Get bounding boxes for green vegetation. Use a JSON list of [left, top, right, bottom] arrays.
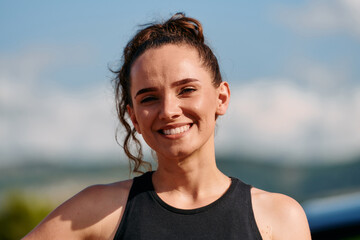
[[344, 237, 360, 240], [0, 158, 360, 239], [0, 192, 53, 240]]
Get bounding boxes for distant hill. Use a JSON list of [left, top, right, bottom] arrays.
[[217, 155, 360, 202], [1, 156, 360, 205]]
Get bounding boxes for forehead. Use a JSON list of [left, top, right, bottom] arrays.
[[130, 44, 209, 88]]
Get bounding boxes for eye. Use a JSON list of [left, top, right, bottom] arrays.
[[179, 87, 197, 95], [140, 95, 158, 104]]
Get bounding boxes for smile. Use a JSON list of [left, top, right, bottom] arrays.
[[161, 124, 191, 135]]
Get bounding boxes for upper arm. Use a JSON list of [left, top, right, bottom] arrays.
[[23, 180, 132, 240], [252, 189, 311, 240], [271, 194, 311, 240], [23, 186, 100, 240]]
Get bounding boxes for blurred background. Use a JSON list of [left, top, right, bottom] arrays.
[[1, 0, 360, 239]]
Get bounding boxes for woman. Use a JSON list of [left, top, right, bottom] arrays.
[[24, 13, 311, 239]]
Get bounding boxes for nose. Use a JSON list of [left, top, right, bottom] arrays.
[[159, 95, 182, 120]]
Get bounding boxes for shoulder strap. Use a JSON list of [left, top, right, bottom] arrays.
[[127, 171, 154, 200]]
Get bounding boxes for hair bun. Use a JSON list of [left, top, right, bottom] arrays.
[[164, 12, 204, 43]]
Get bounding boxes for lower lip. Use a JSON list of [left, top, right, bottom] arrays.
[[160, 125, 192, 139]]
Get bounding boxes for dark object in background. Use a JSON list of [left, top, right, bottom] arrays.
[[304, 192, 360, 240]]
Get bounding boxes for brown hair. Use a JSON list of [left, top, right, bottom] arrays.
[[113, 12, 222, 173]]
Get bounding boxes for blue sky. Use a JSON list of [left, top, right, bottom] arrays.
[[1, 0, 360, 165]]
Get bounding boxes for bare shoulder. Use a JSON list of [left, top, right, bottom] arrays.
[[23, 179, 133, 240], [251, 188, 311, 240]]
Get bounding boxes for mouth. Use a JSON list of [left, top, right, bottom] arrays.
[[159, 124, 192, 136]]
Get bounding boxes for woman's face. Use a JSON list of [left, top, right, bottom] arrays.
[[128, 44, 229, 161]]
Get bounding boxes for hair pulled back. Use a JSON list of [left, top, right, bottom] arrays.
[[113, 13, 222, 173]]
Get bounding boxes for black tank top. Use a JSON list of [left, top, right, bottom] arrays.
[[114, 171, 262, 240]]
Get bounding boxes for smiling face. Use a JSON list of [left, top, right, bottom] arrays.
[[127, 44, 230, 162]]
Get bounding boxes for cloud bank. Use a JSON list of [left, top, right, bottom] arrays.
[[0, 46, 124, 165], [277, 0, 360, 38], [216, 79, 360, 163], [2, 44, 360, 166]]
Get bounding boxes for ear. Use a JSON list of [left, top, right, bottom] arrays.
[[216, 81, 230, 116], [127, 105, 141, 134]]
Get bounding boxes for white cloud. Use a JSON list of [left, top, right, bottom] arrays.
[[2, 45, 360, 166], [276, 0, 360, 38], [0, 46, 125, 165], [216, 79, 360, 164]]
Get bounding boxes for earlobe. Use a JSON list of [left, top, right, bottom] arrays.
[[216, 82, 230, 116], [127, 105, 141, 134]]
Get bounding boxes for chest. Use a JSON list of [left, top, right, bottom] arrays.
[[114, 185, 262, 239]]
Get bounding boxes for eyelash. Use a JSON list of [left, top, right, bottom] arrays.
[[140, 96, 157, 103], [179, 87, 197, 95], [139, 87, 197, 104]]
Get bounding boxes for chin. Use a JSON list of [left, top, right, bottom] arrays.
[[156, 148, 194, 162]]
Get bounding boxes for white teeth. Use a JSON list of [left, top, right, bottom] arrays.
[[163, 125, 190, 135]]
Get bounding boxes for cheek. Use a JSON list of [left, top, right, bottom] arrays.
[[137, 110, 148, 121], [135, 108, 154, 130], [188, 94, 218, 118]]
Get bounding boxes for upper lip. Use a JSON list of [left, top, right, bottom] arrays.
[[157, 123, 192, 131]]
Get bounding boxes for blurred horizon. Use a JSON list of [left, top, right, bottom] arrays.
[[1, 0, 360, 167]]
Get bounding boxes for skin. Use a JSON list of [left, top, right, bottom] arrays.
[[23, 44, 311, 240]]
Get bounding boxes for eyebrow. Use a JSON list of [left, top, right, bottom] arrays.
[[171, 78, 199, 87], [134, 78, 199, 98], [135, 87, 158, 98]]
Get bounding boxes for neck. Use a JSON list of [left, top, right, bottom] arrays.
[[154, 136, 218, 187], [154, 154, 222, 188], [152, 140, 230, 207]]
